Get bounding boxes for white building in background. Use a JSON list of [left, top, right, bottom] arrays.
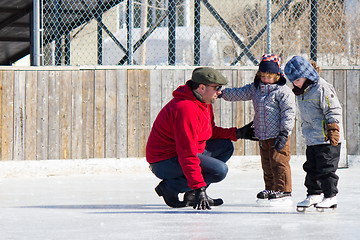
[[103, 26, 241, 66]]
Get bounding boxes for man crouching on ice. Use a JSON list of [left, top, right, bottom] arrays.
[[146, 67, 255, 210]]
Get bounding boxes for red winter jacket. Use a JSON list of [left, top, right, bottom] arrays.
[[146, 81, 237, 189]]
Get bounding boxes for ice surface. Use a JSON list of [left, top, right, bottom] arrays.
[[0, 156, 359, 240]]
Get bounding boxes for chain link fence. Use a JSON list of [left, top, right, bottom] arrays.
[[41, 0, 360, 67]]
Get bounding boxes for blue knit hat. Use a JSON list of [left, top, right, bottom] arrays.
[[284, 56, 319, 83], [258, 54, 284, 76]]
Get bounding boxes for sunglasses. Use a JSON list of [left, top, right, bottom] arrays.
[[206, 85, 222, 91]]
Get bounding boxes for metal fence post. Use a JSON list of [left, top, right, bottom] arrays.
[[127, 0, 134, 65], [310, 0, 318, 62], [266, 0, 271, 54], [54, 0, 62, 65], [65, 33, 70, 65], [168, 0, 176, 65], [194, 0, 201, 66], [97, 0, 103, 65], [32, 0, 41, 66]]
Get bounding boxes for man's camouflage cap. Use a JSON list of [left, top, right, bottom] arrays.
[[191, 67, 228, 85]]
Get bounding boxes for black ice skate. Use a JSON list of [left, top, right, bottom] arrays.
[[268, 191, 291, 200], [256, 190, 274, 205], [268, 191, 292, 207], [256, 190, 274, 199]]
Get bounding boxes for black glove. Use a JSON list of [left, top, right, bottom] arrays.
[[274, 131, 288, 152], [217, 93, 223, 98], [193, 187, 211, 210], [236, 121, 258, 141]]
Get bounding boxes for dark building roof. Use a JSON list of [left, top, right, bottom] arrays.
[[0, 0, 124, 65], [0, 0, 33, 65]]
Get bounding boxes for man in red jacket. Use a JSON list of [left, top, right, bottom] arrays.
[[146, 67, 254, 210]]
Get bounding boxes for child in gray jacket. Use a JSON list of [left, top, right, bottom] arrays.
[[284, 56, 343, 211], [221, 54, 296, 201]]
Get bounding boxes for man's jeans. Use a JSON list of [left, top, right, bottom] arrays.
[[149, 139, 234, 193]]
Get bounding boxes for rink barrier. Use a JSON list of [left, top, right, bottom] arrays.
[[0, 66, 358, 167]]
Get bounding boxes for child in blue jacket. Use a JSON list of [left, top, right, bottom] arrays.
[[285, 56, 343, 210]]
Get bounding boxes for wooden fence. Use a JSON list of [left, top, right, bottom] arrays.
[[0, 66, 359, 161]]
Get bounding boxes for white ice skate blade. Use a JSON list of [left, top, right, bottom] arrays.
[[256, 198, 270, 207], [316, 204, 337, 212], [256, 197, 293, 207], [269, 197, 293, 207], [296, 206, 313, 213]]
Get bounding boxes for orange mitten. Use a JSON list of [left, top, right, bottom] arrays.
[[324, 123, 340, 146]]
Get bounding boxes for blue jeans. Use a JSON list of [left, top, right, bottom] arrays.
[[149, 139, 234, 193]]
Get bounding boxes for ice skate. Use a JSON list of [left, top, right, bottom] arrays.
[[268, 191, 292, 207], [316, 196, 337, 212], [296, 195, 323, 212], [256, 190, 273, 205]]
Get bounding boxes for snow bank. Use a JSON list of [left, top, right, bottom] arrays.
[[0, 155, 358, 178]]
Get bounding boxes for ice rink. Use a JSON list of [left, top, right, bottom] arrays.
[[1, 156, 360, 240]]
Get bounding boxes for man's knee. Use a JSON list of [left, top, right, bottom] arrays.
[[213, 164, 228, 182], [221, 139, 234, 160]]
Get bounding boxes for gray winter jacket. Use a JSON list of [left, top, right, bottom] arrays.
[[221, 81, 296, 140], [296, 77, 344, 146]]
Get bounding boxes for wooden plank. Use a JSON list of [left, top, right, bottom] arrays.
[[138, 70, 150, 157], [127, 70, 139, 157], [233, 69, 245, 155], [94, 70, 106, 158], [185, 69, 193, 83], [105, 70, 117, 158], [295, 112, 306, 155], [161, 69, 174, 108], [149, 69, 162, 128], [333, 70, 347, 138], [59, 71, 72, 159], [13, 71, 26, 160], [36, 71, 49, 160], [71, 71, 83, 160], [346, 70, 359, 155], [174, 69, 185, 86], [128, 70, 140, 157], [289, 120, 297, 155], [25, 71, 37, 160], [321, 69, 334, 85], [82, 70, 95, 159], [1, 70, 14, 160], [219, 69, 233, 128], [48, 71, 60, 160], [243, 70, 258, 155], [116, 69, 128, 158], [0, 71, 2, 159], [333, 70, 347, 167]]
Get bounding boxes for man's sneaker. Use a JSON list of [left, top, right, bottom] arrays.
[[268, 191, 291, 200], [256, 190, 274, 199]]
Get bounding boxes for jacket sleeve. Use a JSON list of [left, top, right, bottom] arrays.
[[173, 104, 207, 190], [319, 83, 342, 125], [278, 87, 296, 135], [208, 105, 238, 141], [221, 83, 254, 102]]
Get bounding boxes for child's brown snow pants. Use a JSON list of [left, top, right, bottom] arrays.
[[259, 138, 292, 192]]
